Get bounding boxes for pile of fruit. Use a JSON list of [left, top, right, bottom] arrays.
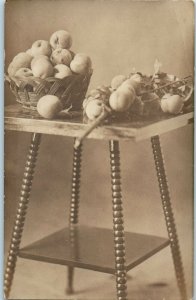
[[6, 30, 92, 119], [83, 72, 193, 122], [74, 61, 193, 148]]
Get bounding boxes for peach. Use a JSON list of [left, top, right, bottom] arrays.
[[54, 64, 72, 79], [120, 79, 136, 94], [85, 99, 103, 120], [161, 94, 184, 114], [50, 30, 72, 50], [31, 40, 52, 57], [50, 48, 72, 66], [26, 48, 33, 56], [37, 95, 63, 119], [31, 55, 50, 69], [70, 53, 92, 75], [111, 75, 127, 90], [109, 85, 135, 112], [32, 58, 54, 79], [8, 52, 32, 76], [15, 67, 33, 77]]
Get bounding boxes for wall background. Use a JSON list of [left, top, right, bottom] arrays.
[[4, 0, 194, 299]]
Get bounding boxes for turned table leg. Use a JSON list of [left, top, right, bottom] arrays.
[[66, 140, 82, 295], [4, 133, 41, 299], [109, 140, 128, 300], [151, 135, 187, 300]]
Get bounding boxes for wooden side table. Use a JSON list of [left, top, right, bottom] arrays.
[[4, 104, 193, 300]]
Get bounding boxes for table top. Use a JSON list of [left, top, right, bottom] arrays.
[[4, 104, 193, 142]]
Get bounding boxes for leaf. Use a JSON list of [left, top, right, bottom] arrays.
[[154, 59, 162, 74]]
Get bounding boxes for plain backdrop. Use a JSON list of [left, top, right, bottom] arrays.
[[4, 0, 194, 299]]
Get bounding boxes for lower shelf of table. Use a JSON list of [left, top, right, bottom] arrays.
[[18, 226, 170, 274]]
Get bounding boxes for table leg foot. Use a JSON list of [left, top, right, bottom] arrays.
[[66, 267, 74, 295], [66, 141, 83, 294], [4, 133, 41, 299], [109, 140, 128, 300], [151, 135, 187, 300]]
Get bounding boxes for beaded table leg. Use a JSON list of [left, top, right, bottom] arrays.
[[4, 133, 41, 299], [66, 141, 82, 295], [151, 135, 187, 300], [109, 140, 128, 300]]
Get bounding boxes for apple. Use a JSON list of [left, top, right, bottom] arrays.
[[85, 99, 103, 120], [88, 89, 101, 98], [31, 40, 52, 57], [32, 58, 54, 79], [54, 64, 72, 79], [31, 55, 50, 69], [37, 95, 63, 119], [12, 52, 32, 63], [111, 74, 127, 90], [161, 94, 184, 114], [129, 73, 142, 83], [109, 85, 136, 112], [128, 74, 142, 95], [26, 48, 33, 56], [160, 97, 168, 113], [70, 53, 92, 75], [120, 79, 136, 94], [82, 97, 94, 109], [8, 52, 33, 76], [50, 48, 72, 66], [50, 30, 72, 50], [15, 67, 33, 77]]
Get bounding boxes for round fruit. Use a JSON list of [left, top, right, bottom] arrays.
[[54, 64, 72, 79], [85, 99, 103, 120], [50, 30, 72, 50], [129, 73, 142, 83], [111, 75, 127, 90], [109, 85, 135, 112], [32, 59, 54, 79], [31, 55, 50, 69], [129, 73, 142, 94], [160, 98, 168, 113], [15, 67, 33, 77], [70, 53, 92, 75], [37, 95, 63, 119], [50, 48, 72, 66], [8, 52, 33, 77], [161, 94, 184, 114], [31, 40, 52, 57]]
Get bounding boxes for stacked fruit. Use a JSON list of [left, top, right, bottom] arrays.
[[84, 72, 193, 122], [74, 67, 193, 148], [6, 30, 92, 119]]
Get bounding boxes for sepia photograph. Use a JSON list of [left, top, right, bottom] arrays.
[[4, 0, 194, 299]]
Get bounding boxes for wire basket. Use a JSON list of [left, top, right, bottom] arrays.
[[5, 70, 93, 111]]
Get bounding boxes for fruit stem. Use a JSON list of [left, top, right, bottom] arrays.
[[140, 76, 193, 96], [74, 105, 112, 149]]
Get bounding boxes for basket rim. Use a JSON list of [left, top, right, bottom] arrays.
[[5, 68, 93, 84]]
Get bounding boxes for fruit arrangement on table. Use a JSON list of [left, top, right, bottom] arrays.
[[5, 30, 93, 118], [74, 60, 194, 148]]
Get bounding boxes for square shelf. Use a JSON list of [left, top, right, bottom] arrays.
[[19, 226, 170, 274]]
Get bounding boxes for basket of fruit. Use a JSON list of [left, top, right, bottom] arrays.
[[5, 30, 93, 118], [74, 60, 194, 148]]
